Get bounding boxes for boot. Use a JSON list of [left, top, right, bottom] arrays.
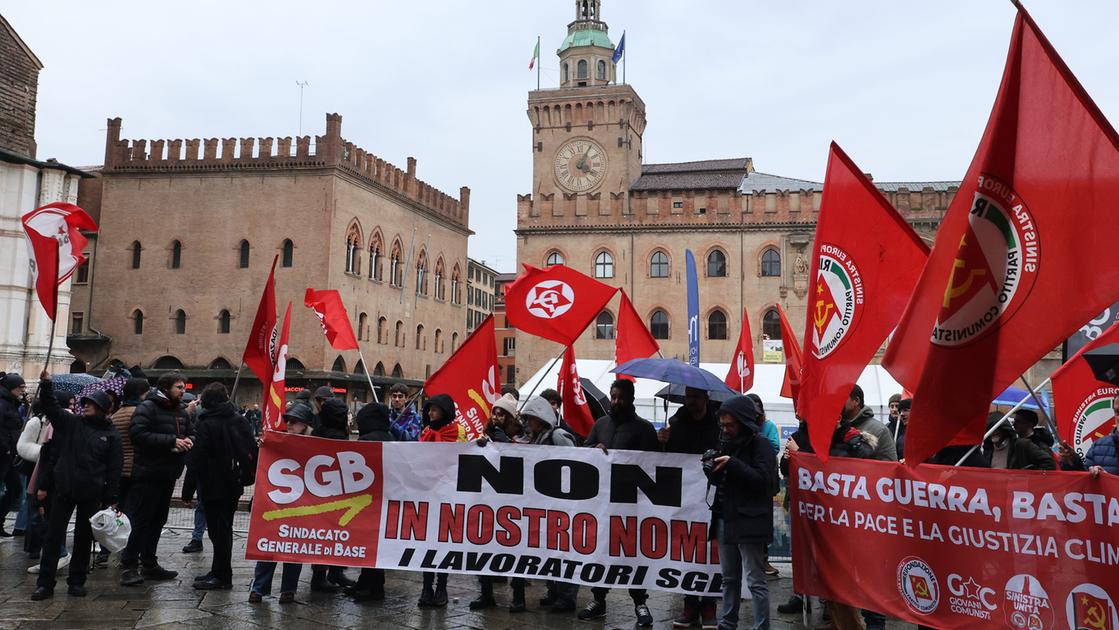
[[310, 568, 340, 593], [469, 576, 496, 610], [777, 595, 805, 614], [432, 574, 448, 607], [509, 580, 526, 613], [327, 566, 355, 588], [418, 573, 436, 608]]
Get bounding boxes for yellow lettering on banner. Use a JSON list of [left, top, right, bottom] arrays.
[[263, 494, 372, 526]]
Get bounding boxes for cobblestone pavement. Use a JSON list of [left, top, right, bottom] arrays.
[[0, 513, 910, 629]]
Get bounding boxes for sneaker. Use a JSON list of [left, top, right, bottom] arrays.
[[141, 565, 178, 580], [673, 603, 699, 627], [765, 562, 780, 578], [0, 527, 12, 537], [700, 602, 718, 630], [181, 539, 203, 554], [67, 585, 87, 597], [12, 528, 24, 537], [578, 600, 607, 620], [27, 554, 70, 574], [777, 595, 804, 615], [635, 603, 654, 627], [120, 569, 144, 586]]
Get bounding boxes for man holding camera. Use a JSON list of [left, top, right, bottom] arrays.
[[705, 394, 778, 630]]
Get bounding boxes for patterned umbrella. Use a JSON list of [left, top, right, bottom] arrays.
[[49, 373, 100, 398], [71, 376, 127, 413]]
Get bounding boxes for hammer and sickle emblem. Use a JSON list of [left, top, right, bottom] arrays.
[[942, 234, 987, 309], [914, 581, 929, 599], [1083, 600, 1107, 630], [813, 284, 834, 333]]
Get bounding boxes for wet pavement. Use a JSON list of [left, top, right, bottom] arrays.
[[0, 513, 910, 629]]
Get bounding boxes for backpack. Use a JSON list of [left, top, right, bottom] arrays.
[[220, 416, 257, 487]]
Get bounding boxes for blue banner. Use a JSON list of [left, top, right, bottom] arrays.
[[686, 249, 700, 366]]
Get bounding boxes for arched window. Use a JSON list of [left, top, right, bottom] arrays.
[[358, 312, 368, 341], [377, 317, 387, 344], [762, 309, 781, 340], [415, 251, 428, 296], [707, 249, 727, 277], [577, 59, 588, 79], [390, 241, 404, 287], [332, 356, 346, 372], [353, 360, 365, 375], [595, 311, 615, 339], [133, 309, 144, 335], [153, 356, 184, 370], [282, 239, 294, 267], [174, 309, 186, 334], [761, 248, 781, 277], [345, 223, 362, 275], [171, 240, 182, 269], [434, 329, 443, 353], [650, 309, 670, 339], [452, 331, 460, 351], [451, 265, 462, 304], [287, 358, 305, 371], [209, 357, 233, 370], [563, 63, 569, 84], [434, 258, 445, 300], [545, 251, 565, 267], [707, 309, 728, 340], [649, 250, 669, 278], [395, 320, 404, 347], [218, 309, 231, 334], [594, 251, 614, 278], [391, 364, 404, 378], [238, 240, 250, 268], [416, 324, 426, 350], [131, 241, 142, 269], [373, 362, 386, 377], [369, 233, 383, 281], [596, 59, 607, 80]]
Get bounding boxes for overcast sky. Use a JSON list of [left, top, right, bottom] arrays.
[[6, 1, 1119, 272]]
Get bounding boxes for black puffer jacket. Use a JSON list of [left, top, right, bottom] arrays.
[[130, 389, 193, 482], [313, 398, 350, 440], [356, 403, 394, 443], [39, 379, 122, 505], [187, 402, 257, 500], [585, 403, 659, 452], [707, 396, 778, 545], [663, 404, 719, 455], [0, 385, 23, 458]]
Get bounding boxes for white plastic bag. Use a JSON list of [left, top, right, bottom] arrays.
[[89, 508, 131, 553]]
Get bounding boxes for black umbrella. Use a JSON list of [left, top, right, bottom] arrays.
[[654, 383, 737, 404], [1084, 343, 1119, 386], [579, 377, 610, 420]]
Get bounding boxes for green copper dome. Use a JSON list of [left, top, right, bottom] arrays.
[[558, 29, 614, 53]]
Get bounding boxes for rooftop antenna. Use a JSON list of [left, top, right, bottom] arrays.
[[296, 80, 310, 136]]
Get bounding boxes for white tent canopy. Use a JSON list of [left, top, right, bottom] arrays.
[[519, 360, 904, 432]]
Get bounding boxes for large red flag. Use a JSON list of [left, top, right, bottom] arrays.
[[424, 315, 500, 440], [304, 288, 359, 350], [883, 7, 1119, 465], [725, 308, 755, 394], [504, 264, 618, 345], [20, 202, 97, 321], [799, 143, 930, 459], [778, 305, 803, 412], [1052, 322, 1119, 461], [558, 345, 596, 437], [242, 256, 279, 387], [263, 302, 292, 432], [614, 290, 659, 369]]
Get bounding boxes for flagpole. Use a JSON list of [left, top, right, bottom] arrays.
[[1018, 374, 1062, 446], [230, 362, 245, 400], [518, 347, 566, 412], [357, 348, 381, 403], [622, 31, 626, 85], [952, 377, 1051, 466], [400, 228, 417, 307], [536, 35, 541, 91]]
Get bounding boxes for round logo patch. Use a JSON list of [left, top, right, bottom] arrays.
[[1065, 583, 1119, 630], [897, 556, 940, 615], [932, 174, 1040, 347], [1003, 574, 1053, 630], [1071, 387, 1119, 458], [811, 244, 864, 359], [524, 280, 575, 319]]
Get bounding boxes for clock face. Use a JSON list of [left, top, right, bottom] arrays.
[[553, 138, 607, 193]]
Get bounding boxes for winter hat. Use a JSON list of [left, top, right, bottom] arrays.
[[492, 393, 519, 418], [1, 372, 25, 390], [284, 403, 314, 428], [356, 403, 391, 435], [314, 386, 334, 400], [79, 390, 112, 413], [423, 394, 457, 429], [519, 396, 557, 428], [295, 389, 312, 402]]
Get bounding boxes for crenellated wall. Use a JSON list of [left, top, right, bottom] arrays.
[[102, 113, 470, 229]]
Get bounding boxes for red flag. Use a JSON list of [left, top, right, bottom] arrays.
[[778, 305, 803, 411], [504, 264, 618, 345], [242, 256, 279, 388], [725, 308, 755, 394], [424, 315, 500, 440], [883, 7, 1119, 465], [304, 288, 359, 350], [263, 302, 292, 432], [1052, 322, 1119, 460], [558, 345, 596, 437], [799, 143, 930, 460], [20, 202, 97, 321], [614, 291, 659, 369]]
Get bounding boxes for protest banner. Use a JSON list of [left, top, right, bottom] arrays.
[[790, 452, 1119, 629], [247, 432, 721, 595]]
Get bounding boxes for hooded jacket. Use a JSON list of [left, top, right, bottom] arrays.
[[130, 388, 194, 482], [186, 402, 257, 500], [707, 395, 778, 545], [848, 405, 898, 461], [0, 382, 24, 457], [357, 403, 395, 443], [38, 379, 122, 505], [312, 398, 351, 441], [521, 396, 575, 447], [420, 394, 465, 442], [584, 401, 659, 452]]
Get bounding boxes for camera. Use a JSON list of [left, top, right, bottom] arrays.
[[701, 448, 720, 473]]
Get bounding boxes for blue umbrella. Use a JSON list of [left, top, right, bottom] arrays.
[[612, 358, 736, 396], [992, 386, 1050, 412], [49, 373, 101, 397], [655, 383, 737, 404]]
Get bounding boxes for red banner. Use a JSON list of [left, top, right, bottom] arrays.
[[615, 290, 659, 369], [558, 345, 595, 437], [791, 453, 1119, 629], [777, 305, 803, 410], [1053, 322, 1119, 460], [725, 307, 754, 394], [423, 315, 499, 440], [20, 202, 97, 320], [304, 288, 359, 350], [247, 431, 383, 567], [504, 264, 618, 346]]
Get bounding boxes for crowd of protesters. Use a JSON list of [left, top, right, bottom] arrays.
[[1, 366, 1117, 630]]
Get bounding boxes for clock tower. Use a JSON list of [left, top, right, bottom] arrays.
[[526, 0, 646, 212]]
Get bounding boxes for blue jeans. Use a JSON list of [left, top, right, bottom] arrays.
[[252, 561, 303, 595], [717, 527, 770, 629], [191, 502, 206, 541], [15, 474, 30, 531]]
